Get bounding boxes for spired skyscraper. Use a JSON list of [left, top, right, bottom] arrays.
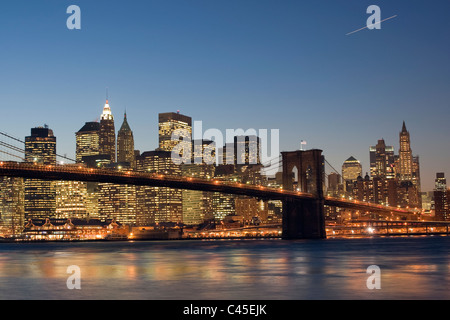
[[117, 111, 136, 168], [396, 121, 421, 208], [398, 121, 414, 182], [99, 99, 116, 162]]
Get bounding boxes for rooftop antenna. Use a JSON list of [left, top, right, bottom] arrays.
[[106, 87, 109, 102]]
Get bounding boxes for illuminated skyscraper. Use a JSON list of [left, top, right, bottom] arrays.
[[433, 173, 448, 221], [342, 156, 362, 194], [136, 150, 183, 225], [398, 121, 413, 181], [221, 136, 261, 165], [55, 165, 88, 220], [370, 139, 395, 179], [76, 121, 100, 163], [117, 112, 135, 168], [181, 163, 215, 225], [181, 139, 216, 225], [25, 126, 56, 165], [98, 163, 136, 225], [435, 172, 447, 192], [397, 122, 421, 208], [0, 176, 24, 236], [99, 99, 116, 162], [158, 112, 192, 152], [24, 126, 56, 220]]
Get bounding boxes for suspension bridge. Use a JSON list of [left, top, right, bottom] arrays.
[[0, 129, 419, 239]]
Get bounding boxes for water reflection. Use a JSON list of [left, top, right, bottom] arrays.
[[0, 237, 449, 299]]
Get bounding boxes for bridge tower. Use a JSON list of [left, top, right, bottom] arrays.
[[281, 149, 326, 239]]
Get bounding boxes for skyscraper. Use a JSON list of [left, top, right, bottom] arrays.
[[0, 176, 24, 236], [370, 139, 395, 179], [55, 164, 88, 220], [342, 156, 362, 194], [25, 126, 56, 165], [76, 121, 100, 163], [24, 126, 57, 220], [135, 150, 183, 225], [397, 122, 421, 208], [435, 172, 446, 191], [117, 112, 136, 168], [99, 99, 116, 162], [158, 112, 192, 153], [398, 121, 413, 182], [181, 139, 216, 225], [433, 173, 448, 221]]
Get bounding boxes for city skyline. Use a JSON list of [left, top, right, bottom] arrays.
[[9, 100, 439, 192], [1, 1, 450, 302], [1, 0, 450, 191]]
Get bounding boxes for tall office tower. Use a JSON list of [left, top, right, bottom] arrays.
[[327, 172, 342, 197], [98, 163, 136, 225], [221, 143, 235, 165], [435, 172, 446, 191], [135, 150, 183, 225], [221, 136, 261, 165], [99, 99, 116, 162], [0, 176, 24, 236], [25, 126, 56, 165], [55, 165, 88, 220], [412, 155, 421, 191], [342, 156, 362, 194], [117, 112, 136, 168], [158, 112, 192, 153], [370, 139, 395, 179], [211, 165, 239, 221], [181, 163, 215, 225], [354, 174, 374, 203], [76, 122, 100, 163], [433, 173, 448, 221], [24, 126, 57, 221], [398, 121, 413, 181], [397, 122, 421, 208], [181, 140, 216, 225], [233, 135, 261, 165]]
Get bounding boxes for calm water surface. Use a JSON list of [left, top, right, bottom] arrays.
[[0, 236, 449, 299]]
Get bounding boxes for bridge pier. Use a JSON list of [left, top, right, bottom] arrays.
[[281, 149, 326, 239], [282, 198, 326, 239]]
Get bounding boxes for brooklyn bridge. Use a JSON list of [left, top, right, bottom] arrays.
[[0, 148, 418, 239]]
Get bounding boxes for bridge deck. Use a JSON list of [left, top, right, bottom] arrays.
[[0, 161, 416, 216]]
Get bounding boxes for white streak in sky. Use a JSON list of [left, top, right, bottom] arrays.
[[346, 15, 398, 36]]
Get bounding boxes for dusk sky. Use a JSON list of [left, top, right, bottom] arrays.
[[1, 0, 450, 191]]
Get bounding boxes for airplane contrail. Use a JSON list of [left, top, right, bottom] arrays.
[[346, 15, 398, 36]]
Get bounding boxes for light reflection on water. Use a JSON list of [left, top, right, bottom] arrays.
[[0, 237, 449, 299]]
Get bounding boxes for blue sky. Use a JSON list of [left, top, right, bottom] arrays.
[[1, 0, 450, 190]]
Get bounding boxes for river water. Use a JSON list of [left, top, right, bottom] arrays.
[[0, 236, 449, 300]]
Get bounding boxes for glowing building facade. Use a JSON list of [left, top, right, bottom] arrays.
[[99, 99, 116, 162], [24, 126, 56, 221]]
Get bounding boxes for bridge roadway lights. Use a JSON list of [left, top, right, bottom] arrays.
[[282, 198, 326, 239]]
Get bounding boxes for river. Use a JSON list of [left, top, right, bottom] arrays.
[[0, 236, 448, 300]]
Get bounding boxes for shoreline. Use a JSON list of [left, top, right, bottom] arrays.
[[1, 232, 449, 243]]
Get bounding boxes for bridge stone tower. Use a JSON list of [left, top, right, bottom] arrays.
[[281, 149, 326, 239]]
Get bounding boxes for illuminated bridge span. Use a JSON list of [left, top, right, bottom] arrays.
[[0, 159, 417, 238], [0, 129, 419, 239]]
